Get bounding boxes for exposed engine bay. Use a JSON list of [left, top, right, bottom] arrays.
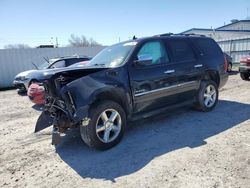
[[35, 67, 108, 144]]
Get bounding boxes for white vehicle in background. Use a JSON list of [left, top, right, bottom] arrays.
[[13, 55, 91, 93]]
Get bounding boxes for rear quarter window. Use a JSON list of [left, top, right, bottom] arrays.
[[193, 38, 222, 56]]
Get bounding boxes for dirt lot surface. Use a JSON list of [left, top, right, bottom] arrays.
[[0, 72, 250, 188]]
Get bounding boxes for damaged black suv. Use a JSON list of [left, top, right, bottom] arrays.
[[37, 34, 228, 150]]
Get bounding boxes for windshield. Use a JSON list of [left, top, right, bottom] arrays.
[[38, 61, 49, 69], [88, 41, 137, 67], [37, 59, 57, 69]]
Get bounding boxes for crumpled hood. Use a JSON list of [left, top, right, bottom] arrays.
[[15, 66, 108, 81], [39, 66, 108, 80]]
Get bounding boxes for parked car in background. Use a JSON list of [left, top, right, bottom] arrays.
[[34, 34, 228, 150], [239, 54, 250, 80], [13, 55, 91, 93], [223, 52, 233, 72], [27, 60, 90, 104]]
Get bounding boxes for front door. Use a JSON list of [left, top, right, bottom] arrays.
[[128, 40, 179, 113]]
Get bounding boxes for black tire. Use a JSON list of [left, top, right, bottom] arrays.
[[80, 100, 126, 150], [195, 80, 219, 112], [240, 72, 250, 80], [17, 88, 27, 95]]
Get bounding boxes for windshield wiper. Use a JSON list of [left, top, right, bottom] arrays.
[[31, 62, 38, 70]]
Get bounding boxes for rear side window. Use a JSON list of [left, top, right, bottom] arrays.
[[167, 40, 195, 62], [194, 38, 221, 56]]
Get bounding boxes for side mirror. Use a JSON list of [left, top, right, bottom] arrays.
[[134, 54, 153, 66]]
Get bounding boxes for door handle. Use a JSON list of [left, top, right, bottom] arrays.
[[164, 70, 175, 74], [194, 64, 203, 68]]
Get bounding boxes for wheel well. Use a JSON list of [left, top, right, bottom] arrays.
[[90, 91, 129, 116], [203, 71, 220, 86]]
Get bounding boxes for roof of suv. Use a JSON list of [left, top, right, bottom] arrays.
[[129, 33, 208, 43]]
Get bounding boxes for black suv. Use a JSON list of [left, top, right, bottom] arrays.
[[36, 34, 228, 150]]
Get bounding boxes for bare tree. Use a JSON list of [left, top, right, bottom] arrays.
[[68, 34, 101, 47], [89, 37, 101, 46], [4, 44, 31, 49]]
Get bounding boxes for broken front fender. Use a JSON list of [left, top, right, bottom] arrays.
[[60, 69, 131, 122]]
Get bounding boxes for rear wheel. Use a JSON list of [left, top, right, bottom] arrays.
[[240, 72, 250, 80], [80, 100, 126, 150], [195, 80, 218, 112]]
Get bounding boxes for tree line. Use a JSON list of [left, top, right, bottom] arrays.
[[3, 34, 102, 49]]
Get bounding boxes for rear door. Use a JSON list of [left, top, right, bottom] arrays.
[[164, 38, 204, 102]]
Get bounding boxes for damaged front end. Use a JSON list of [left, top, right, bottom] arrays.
[[35, 67, 107, 145]]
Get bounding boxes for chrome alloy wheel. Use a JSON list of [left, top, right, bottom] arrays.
[[203, 84, 217, 108], [96, 109, 122, 143]]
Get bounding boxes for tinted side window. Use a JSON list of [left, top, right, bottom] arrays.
[[194, 38, 221, 56], [137, 41, 169, 65], [167, 40, 195, 62]]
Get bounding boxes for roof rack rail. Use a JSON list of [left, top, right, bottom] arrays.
[[181, 33, 206, 37], [154, 33, 206, 37], [154, 33, 173, 37]]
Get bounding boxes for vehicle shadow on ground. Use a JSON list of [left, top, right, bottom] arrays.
[[228, 70, 238, 75], [55, 100, 250, 181]]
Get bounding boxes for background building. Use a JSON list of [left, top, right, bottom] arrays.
[[182, 20, 250, 63]]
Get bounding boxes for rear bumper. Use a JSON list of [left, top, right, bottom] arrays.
[[219, 72, 228, 89]]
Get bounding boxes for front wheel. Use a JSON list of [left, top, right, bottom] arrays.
[[195, 80, 219, 112], [80, 100, 126, 150]]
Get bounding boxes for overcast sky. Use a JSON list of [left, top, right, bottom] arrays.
[[0, 0, 250, 48]]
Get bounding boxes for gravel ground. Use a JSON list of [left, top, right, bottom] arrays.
[[0, 72, 249, 188]]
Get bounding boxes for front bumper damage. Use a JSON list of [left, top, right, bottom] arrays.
[[51, 116, 91, 145], [52, 126, 64, 145], [36, 68, 111, 145], [35, 94, 91, 145]]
